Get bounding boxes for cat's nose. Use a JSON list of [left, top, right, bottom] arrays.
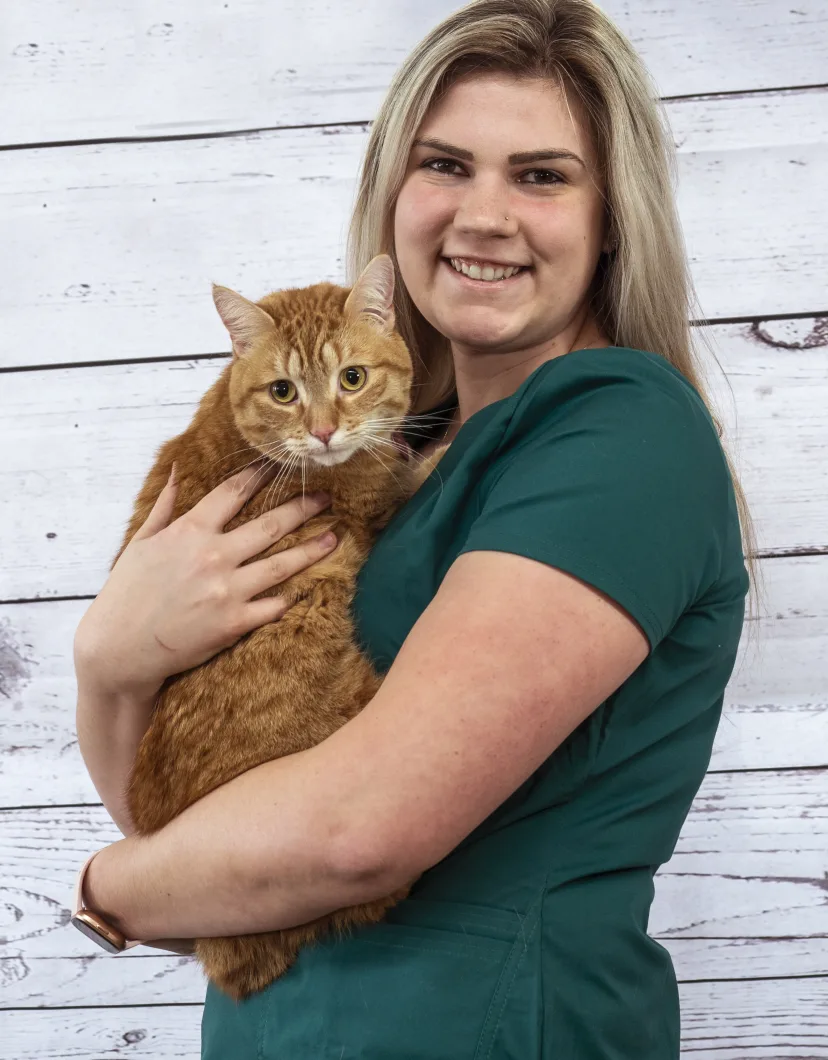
[[310, 426, 336, 446]]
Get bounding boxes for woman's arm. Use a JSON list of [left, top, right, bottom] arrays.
[[80, 547, 649, 942], [74, 670, 159, 837], [72, 460, 337, 952]]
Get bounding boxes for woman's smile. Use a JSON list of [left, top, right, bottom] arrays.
[[439, 255, 532, 290]]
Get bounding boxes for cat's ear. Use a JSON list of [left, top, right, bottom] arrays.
[[212, 283, 277, 359], [343, 254, 396, 334]]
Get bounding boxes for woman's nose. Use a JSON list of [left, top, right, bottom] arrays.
[[452, 181, 516, 236]]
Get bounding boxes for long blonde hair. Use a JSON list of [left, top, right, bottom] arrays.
[[346, 0, 765, 644]]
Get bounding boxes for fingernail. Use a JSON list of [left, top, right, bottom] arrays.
[[311, 491, 331, 505], [318, 531, 337, 548]]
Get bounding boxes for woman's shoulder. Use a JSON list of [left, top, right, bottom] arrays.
[[523, 345, 709, 412], [502, 345, 721, 453]]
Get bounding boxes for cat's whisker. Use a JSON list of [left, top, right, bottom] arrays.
[[360, 432, 414, 459], [366, 412, 457, 426], [213, 442, 294, 490], [217, 443, 272, 467], [260, 450, 299, 510], [361, 442, 407, 494], [368, 433, 448, 494], [269, 452, 302, 507], [215, 440, 293, 477], [363, 420, 456, 435], [368, 410, 456, 423]]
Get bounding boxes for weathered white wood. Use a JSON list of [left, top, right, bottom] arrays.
[[669, 936, 828, 982], [650, 770, 828, 938], [678, 978, 828, 1058], [0, 552, 825, 809], [0, 953, 206, 1007], [1, 317, 825, 603], [1, 1, 825, 145], [1, 979, 826, 1058], [0, 89, 825, 375], [1, 1005, 202, 1058]]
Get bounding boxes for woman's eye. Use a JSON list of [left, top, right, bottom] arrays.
[[422, 157, 463, 176], [270, 379, 297, 403], [340, 366, 367, 392], [422, 158, 563, 186], [521, 168, 564, 185]]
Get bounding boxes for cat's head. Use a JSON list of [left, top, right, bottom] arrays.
[[212, 254, 413, 468]]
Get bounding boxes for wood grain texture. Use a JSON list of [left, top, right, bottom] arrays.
[[0, 88, 825, 373], [1, 1, 825, 146], [3, 977, 825, 1059], [0, 551, 826, 809]]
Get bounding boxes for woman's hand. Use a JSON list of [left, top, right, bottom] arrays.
[[74, 460, 336, 697]]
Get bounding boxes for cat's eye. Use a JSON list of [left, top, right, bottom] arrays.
[[340, 366, 367, 392], [270, 379, 297, 404]]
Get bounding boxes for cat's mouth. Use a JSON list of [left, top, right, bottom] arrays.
[[307, 444, 355, 467]]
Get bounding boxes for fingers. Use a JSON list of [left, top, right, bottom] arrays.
[[189, 460, 282, 532], [133, 463, 179, 541], [224, 489, 332, 566], [234, 528, 338, 604]]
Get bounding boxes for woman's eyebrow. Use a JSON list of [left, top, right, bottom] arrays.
[[412, 137, 585, 168]]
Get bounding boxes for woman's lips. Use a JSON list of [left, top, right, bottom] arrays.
[[441, 257, 530, 287]]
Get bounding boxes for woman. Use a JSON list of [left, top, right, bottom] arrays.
[[73, 0, 762, 1055]]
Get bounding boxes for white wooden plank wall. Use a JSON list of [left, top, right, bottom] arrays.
[[1, 1, 826, 1055]]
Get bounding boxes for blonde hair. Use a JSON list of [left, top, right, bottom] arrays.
[[346, 0, 765, 646]]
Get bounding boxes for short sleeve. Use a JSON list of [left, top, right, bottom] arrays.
[[457, 355, 731, 654]]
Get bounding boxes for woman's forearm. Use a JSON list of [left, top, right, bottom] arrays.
[[81, 747, 394, 942], [75, 668, 159, 836]]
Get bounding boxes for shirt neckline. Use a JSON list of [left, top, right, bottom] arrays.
[[407, 345, 621, 453]]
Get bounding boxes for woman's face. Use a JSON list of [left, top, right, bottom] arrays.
[[393, 72, 611, 360]]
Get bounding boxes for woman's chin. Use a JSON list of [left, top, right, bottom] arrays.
[[439, 314, 526, 350]]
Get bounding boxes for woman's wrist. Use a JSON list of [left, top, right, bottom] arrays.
[[74, 636, 164, 704], [83, 839, 146, 941]]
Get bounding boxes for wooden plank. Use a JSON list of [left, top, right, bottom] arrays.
[[669, 937, 828, 983], [650, 770, 828, 939], [677, 978, 828, 1058], [0, 123, 367, 370], [0, 551, 825, 809], [0, 953, 206, 1007], [2, 1, 826, 145], [1, 979, 826, 1058], [1, 1005, 202, 1058], [0, 89, 825, 373], [1, 317, 826, 603]]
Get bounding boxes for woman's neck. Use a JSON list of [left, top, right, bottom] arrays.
[[434, 323, 612, 450]]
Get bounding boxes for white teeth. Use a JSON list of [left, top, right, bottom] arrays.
[[449, 258, 523, 281]]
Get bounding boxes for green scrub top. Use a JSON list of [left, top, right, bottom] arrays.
[[201, 346, 748, 1059]]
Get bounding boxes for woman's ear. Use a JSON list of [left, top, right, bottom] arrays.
[[343, 254, 396, 334], [211, 283, 277, 359]]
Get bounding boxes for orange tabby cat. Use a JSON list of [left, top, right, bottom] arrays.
[[111, 254, 444, 999]]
